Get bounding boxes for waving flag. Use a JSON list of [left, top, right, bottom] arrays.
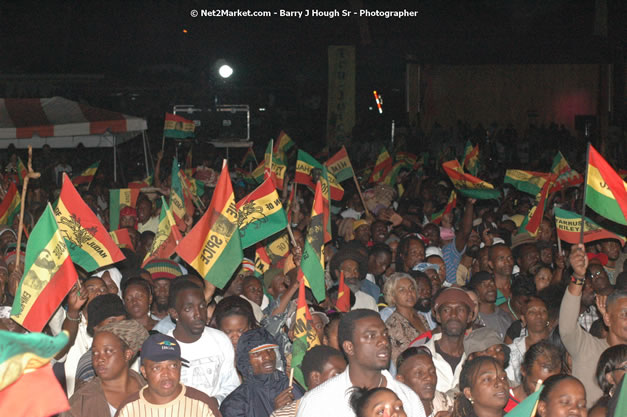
[[0, 331, 70, 416], [0, 182, 20, 225], [163, 113, 195, 139], [369, 146, 393, 183], [71, 161, 99, 188], [236, 179, 287, 248], [295, 149, 344, 201], [504, 170, 555, 196], [463, 141, 479, 176], [109, 228, 134, 250], [336, 271, 351, 312], [128, 175, 153, 189], [142, 197, 182, 265], [298, 182, 326, 302], [585, 144, 627, 225], [16, 157, 27, 184], [170, 157, 192, 231], [442, 159, 500, 200], [520, 179, 552, 236], [273, 131, 295, 156], [431, 191, 457, 225], [325, 146, 354, 182], [504, 386, 543, 417], [11, 205, 78, 332], [252, 140, 286, 190], [555, 207, 626, 246], [291, 278, 321, 388], [55, 174, 125, 272], [551, 151, 571, 175], [176, 163, 243, 289], [109, 188, 140, 230], [241, 147, 257, 168]]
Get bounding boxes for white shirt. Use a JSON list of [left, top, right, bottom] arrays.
[[506, 335, 527, 385], [352, 290, 378, 311], [422, 333, 466, 393], [296, 367, 425, 417], [138, 215, 159, 234], [167, 327, 240, 404]]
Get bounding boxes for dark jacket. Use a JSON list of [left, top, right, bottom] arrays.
[[220, 328, 303, 417]]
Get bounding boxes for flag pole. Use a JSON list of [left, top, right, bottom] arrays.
[[554, 205, 563, 256], [579, 143, 591, 244], [15, 146, 40, 269], [352, 173, 370, 218]]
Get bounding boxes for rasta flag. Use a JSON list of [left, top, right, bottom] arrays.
[[369, 146, 393, 183], [463, 140, 479, 176], [551, 151, 571, 175], [143, 197, 183, 266], [297, 181, 326, 302], [336, 270, 351, 312], [504, 169, 555, 196], [254, 231, 290, 276], [554, 207, 626, 246], [236, 179, 287, 249], [109, 188, 140, 230], [442, 159, 500, 200], [163, 113, 195, 139], [295, 149, 344, 201], [325, 146, 354, 183], [431, 190, 457, 225], [273, 130, 295, 156], [252, 140, 286, 190], [585, 144, 627, 226], [128, 175, 153, 189], [11, 205, 78, 332], [71, 161, 99, 188], [55, 174, 125, 272], [241, 147, 257, 168], [290, 278, 321, 388], [176, 162, 243, 289], [109, 228, 134, 250], [0, 182, 20, 225]]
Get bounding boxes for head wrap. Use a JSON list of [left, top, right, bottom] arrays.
[[587, 252, 609, 266], [241, 258, 255, 273], [97, 319, 149, 356], [92, 267, 123, 297]]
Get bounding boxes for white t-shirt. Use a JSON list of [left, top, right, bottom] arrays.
[[296, 367, 425, 417], [352, 290, 378, 311], [167, 327, 240, 404]]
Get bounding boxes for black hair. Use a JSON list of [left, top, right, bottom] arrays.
[[520, 340, 565, 395], [329, 247, 368, 281], [545, 326, 571, 374], [538, 374, 582, 406], [301, 345, 345, 386], [396, 235, 424, 272], [511, 273, 537, 298], [453, 356, 504, 417], [487, 242, 509, 261], [349, 387, 398, 417], [121, 277, 152, 298], [168, 276, 202, 310], [337, 309, 381, 355], [396, 345, 432, 372], [86, 294, 128, 336], [589, 318, 608, 339], [212, 295, 258, 329], [323, 312, 343, 342], [538, 284, 567, 324], [596, 344, 627, 395], [615, 272, 627, 291], [368, 243, 392, 259], [409, 270, 431, 287]]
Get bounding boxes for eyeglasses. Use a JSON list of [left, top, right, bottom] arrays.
[[586, 270, 604, 280]]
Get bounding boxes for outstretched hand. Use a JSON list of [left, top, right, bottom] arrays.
[[569, 243, 588, 279]]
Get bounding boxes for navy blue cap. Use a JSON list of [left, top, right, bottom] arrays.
[[140, 333, 188, 364]]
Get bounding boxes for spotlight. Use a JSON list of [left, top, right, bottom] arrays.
[[218, 64, 233, 79]]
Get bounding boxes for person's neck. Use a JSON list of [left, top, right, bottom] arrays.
[[396, 305, 416, 321], [133, 314, 153, 329], [512, 384, 527, 402], [173, 326, 202, 343], [421, 398, 433, 416], [479, 301, 496, 314], [526, 328, 550, 346], [100, 370, 132, 393], [151, 304, 168, 319], [437, 334, 465, 357], [472, 403, 504, 417], [606, 259, 616, 268], [348, 365, 385, 389], [493, 272, 511, 283], [607, 330, 627, 347], [144, 384, 183, 405]]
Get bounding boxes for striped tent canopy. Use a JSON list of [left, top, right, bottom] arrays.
[[0, 96, 147, 148]]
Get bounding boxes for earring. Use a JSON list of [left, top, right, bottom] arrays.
[[469, 398, 474, 404], [546, 321, 550, 327]]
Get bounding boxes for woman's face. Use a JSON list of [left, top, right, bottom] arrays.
[[92, 331, 130, 381], [538, 379, 587, 417], [393, 278, 417, 309], [100, 271, 119, 295], [522, 298, 549, 333], [220, 314, 250, 349], [523, 354, 561, 396], [123, 284, 151, 319], [465, 362, 509, 412], [534, 267, 552, 292], [363, 389, 407, 417], [606, 359, 627, 390]]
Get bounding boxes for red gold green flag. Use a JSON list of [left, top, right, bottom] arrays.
[[463, 141, 479, 176], [431, 190, 457, 225], [254, 244, 272, 277], [554, 207, 625, 246], [325, 146, 354, 183], [142, 197, 182, 266], [236, 179, 287, 249], [504, 169, 555, 196], [368, 146, 393, 183], [442, 159, 500, 200], [108, 188, 140, 230], [291, 277, 321, 388], [163, 113, 195, 139], [71, 161, 99, 188], [551, 151, 571, 175], [336, 270, 351, 312], [241, 147, 257, 168], [11, 204, 79, 332], [295, 149, 344, 201], [55, 174, 125, 272], [520, 179, 552, 236], [170, 157, 191, 231], [16, 157, 27, 184], [176, 163, 243, 289], [109, 228, 134, 250], [273, 130, 295, 154], [128, 175, 153, 189], [0, 182, 20, 225], [585, 144, 627, 226], [298, 182, 326, 302]]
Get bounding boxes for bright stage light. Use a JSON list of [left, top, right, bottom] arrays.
[[218, 64, 233, 79]]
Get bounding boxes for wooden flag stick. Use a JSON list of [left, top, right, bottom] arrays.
[[352, 173, 370, 218], [289, 367, 294, 388], [15, 146, 40, 269], [579, 143, 591, 244]]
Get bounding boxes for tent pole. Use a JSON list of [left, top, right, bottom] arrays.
[[113, 135, 118, 183], [142, 131, 150, 177]]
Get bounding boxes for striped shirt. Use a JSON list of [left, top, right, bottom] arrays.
[[115, 385, 215, 417]]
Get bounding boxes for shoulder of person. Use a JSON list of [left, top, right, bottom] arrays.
[[115, 389, 142, 417], [184, 385, 215, 405]]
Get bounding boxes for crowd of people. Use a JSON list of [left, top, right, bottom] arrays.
[[0, 133, 626, 417]]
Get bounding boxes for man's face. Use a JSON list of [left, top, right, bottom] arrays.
[[242, 278, 263, 306], [539, 220, 552, 242], [369, 252, 391, 277], [397, 354, 437, 402], [422, 225, 441, 247], [517, 245, 540, 273], [437, 302, 470, 337], [600, 240, 621, 261], [0, 231, 16, 252], [587, 264, 612, 295], [354, 225, 371, 245], [403, 240, 425, 271], [371, 221, 388, 244], [467, 231, 481, 258], [249, 348, 277, 375], [141, 359, 182, 402], [344, 316, 391, 370], [84, 278, 108, 304], [170, 288, 207, 338], [137, 200, 152, 223], [152, 279, 171, 311], [474, 344, 506, 368], [604, 297, 627, 343], [426, 256, 446, 285], [311, 314, 326, 342], [338, 259, 361, 293], [475, 278, 497, 304], [424, 269, 441, 296], [414, 277, 432, 312], [489, 246, 514, 277], [120, 215, 136, 228], [269, 274, 289, 299], [479, 247, 491, 272], [539, 247, 553, 266], [581, 277, 595, 307]]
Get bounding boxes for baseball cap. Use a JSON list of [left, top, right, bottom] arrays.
[[140, 333, 188, 364], [463, 327, 504, 355]]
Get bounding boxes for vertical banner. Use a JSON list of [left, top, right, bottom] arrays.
[[327, 45, 356, 147]]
